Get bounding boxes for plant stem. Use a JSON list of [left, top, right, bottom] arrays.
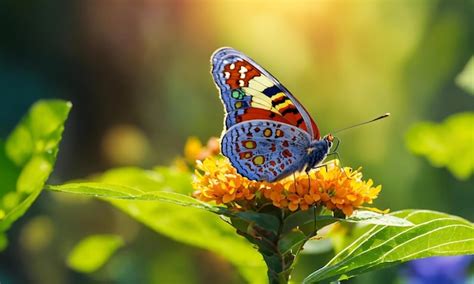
[[263, 254, 294, 284]]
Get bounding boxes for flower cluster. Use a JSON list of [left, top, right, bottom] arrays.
[[192, 156, 381, 216], [192, 157, 260, 205]]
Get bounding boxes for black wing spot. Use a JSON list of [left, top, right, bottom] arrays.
[[262, 85, 281, 97]]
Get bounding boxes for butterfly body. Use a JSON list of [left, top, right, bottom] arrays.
[[212, 47, 333, 182]]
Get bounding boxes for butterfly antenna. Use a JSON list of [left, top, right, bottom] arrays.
[[332, 113, 390, 134]]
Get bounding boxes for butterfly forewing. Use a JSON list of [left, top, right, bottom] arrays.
[[211, 47, 320, 140]]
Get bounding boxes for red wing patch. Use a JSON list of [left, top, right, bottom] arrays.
[[224, 60, 261, 89]]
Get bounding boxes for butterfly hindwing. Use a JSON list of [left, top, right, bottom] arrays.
[[211, 47, 320, 140], [221, 120, 311, 182]]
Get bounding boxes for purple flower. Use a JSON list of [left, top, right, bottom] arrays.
[[404, 255, 473, 284]]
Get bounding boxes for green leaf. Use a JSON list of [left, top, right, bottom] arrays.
[[278, 229, 306, 255], [5, 100, 72, 166], [234, 211, 281, 235], [0, 100, 71, 233], [47, 167, 267, 284], [46, 182, 219, 212], [0, 140, 19, 199], [303, 210, 474, 283], [46, 182, 145, 198], [344, 210, 413, 227], [0, 188, 42, 231], [67, 234, 124, 273], [456, 56, 474, 95], [282, 208, 411, 236], [16, 155, 53, 194], [406, 112, 474, 180]]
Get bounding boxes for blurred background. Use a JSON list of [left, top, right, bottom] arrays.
[[0, 0, 473, 283]]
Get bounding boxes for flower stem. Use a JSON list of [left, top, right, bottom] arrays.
[[263, 253, 294, 284]]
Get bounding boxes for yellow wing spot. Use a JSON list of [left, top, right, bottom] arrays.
[[243, 140, 257, 149], [243, 87, 281, 113], [275, 129, 284, 137], [234, 101, 243, 109], [275, 100, 294, 111], [263, 128, 272, 137], [252, 155, 265, 165], [271, 92, 286, 101]]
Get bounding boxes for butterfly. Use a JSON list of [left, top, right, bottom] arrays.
[[211, 47, 334, 182]]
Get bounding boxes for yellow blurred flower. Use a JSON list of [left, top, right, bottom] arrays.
[[174, 136, 221, 172], [192, 156, 381, 216], [185, 136, 220, 162]]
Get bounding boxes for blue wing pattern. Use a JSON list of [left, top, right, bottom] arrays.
[[221, 120, 311, 182]]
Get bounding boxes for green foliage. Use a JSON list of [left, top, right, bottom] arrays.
[[0, 100, 70, 245], [406, 112, 474, 180], [48, 177, 414, 284], [67, 234, 125, 273], [47, 168, 268, 284], [456, 56, 474, 95], [5, 98, 469, 283], [303, 210, 474, 283]]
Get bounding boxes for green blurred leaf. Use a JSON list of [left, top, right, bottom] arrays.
[[48, 167, 267, 284], [0, 188, 42, 232], [406, 112, 474, 180], [0, 140, 19, 199], [6, 100, 71, 166], [0, 100, 71, 234], [456, 56, 474, 95], [67, 234, 124, 273], [16, 155, 52, 194], [0, 233, 7, 251], [303, 210, 474, 283]]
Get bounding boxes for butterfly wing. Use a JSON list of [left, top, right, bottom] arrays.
[[211, 47, 320, 140], [221, 120, 311, 182]]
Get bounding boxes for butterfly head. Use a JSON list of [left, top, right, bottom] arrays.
[[324, 134, 335, 148]]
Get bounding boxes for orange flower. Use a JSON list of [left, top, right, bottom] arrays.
[[192, 156, 382, 216], [192, 157, 258, 205]]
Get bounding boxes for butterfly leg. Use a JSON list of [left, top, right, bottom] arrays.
[[326, 152, 343, 168], [291, 172, 299, 195], [306, 171, 311, 192], [326, 151, 355, 178], [311, 162, 329, 172]]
